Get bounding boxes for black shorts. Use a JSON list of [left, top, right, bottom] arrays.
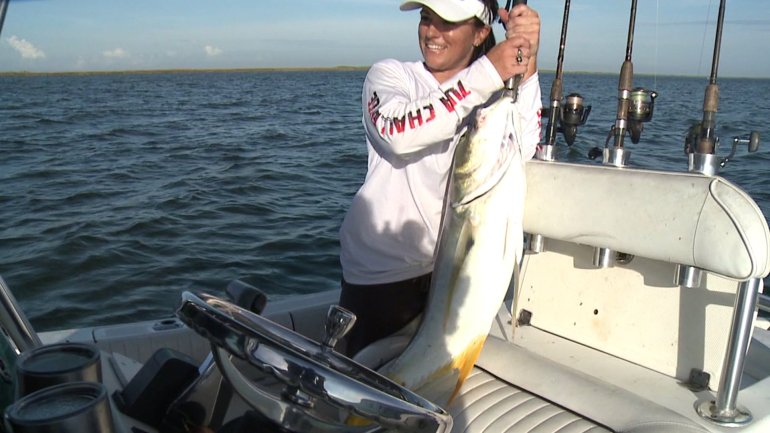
[[338, 273, 431, 357]]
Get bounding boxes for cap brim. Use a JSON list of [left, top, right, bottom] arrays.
[[399, 0, 478, 23]]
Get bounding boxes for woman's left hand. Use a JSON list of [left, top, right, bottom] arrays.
[[498, 4, 540, 76]]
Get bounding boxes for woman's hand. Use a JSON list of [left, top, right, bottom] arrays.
[[487, 4, 540, 83]]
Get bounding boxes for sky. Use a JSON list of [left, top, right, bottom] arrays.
[[1, 0, 769, 78]]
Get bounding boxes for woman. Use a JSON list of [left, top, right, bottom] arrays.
[[338, 0, 542, 356]]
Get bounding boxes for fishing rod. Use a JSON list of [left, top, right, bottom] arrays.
[[591, 0, 657, 166], [684, 0, 759, 176], [589, 0, 658, 269], [0, 0, 9, 37], [538, 0, 590, 161], [694, 0, 726, 157], [503, 0, 527, 102], [690, 4, 763, 427]]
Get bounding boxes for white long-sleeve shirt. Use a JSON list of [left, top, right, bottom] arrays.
[[340, 56, 542, 285]]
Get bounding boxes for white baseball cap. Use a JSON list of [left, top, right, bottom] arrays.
[[400, 0, 493, 26]]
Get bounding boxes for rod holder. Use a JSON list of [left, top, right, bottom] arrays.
[[688, 152, 721, 176], [696, 278, 760, 426], [525, 233, 545, 254], [592, 247, 615, 268], [536, 145, 557, 162], [675, 265, 704, 289], [603, 147, 631, 168]]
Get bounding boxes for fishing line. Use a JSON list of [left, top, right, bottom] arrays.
[[654, 0, 659, 91], [698, 0, 715, 76]]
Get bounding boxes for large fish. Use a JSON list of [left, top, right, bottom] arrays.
[[372, 90, 528, 407]]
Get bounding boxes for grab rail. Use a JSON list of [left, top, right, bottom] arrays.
[[0, 276, 41, 354], [758, 293, 770, 314]]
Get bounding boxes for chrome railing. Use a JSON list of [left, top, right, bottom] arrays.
[[758, 293, 770, 314], [0, 276, 41, 354]]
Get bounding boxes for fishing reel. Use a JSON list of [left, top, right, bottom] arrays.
[[560, 93, 592, 145], [685, 124, 760, 175], [589, 87, 657, 162], [684, 122, 700, 154], [540, 92, 592, 157], [627, 87, 657, 144]]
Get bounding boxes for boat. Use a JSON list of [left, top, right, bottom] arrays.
[[0, 0, 769, 432]]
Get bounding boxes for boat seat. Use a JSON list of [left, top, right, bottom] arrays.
[[514, 161, 770, 388], [443, 161, 770, 433], [522, 160, 770, 281], [448, 336, 710, 433], [448, 367, 610, 433]]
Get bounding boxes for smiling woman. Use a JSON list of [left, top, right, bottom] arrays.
[[414, 7, 493, 83], [336, 0, 542, 358]]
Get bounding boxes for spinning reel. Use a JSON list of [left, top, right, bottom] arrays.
[[559, 93, 592, 146], [626, 88, 658, 144]]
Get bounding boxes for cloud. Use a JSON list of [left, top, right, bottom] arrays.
[[103, 48, 129, 59], [204, 45, 222, 56], [6, 36, 46, 59]]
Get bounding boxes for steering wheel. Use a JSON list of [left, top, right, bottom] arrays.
[[176, 291, 452, 433]]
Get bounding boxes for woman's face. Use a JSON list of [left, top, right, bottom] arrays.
[[418, 7, 489, 83]]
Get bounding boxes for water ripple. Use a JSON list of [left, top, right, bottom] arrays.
[[0, 70, 768, 330]]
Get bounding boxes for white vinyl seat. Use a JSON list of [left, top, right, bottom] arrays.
[[448, 336, 712, 433], [446, 160, 770, 433], [448, 367, 611, 433]]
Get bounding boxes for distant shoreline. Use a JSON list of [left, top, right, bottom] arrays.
[[0, 65, 370, 77], [0, 66, 766, 80]]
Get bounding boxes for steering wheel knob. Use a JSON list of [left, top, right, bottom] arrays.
[[322, 305, 356, 351]]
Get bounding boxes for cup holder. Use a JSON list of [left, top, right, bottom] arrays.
[[5, 381, 114, 433], [15, 342, 101, 398]]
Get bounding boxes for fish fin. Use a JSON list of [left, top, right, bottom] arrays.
[[354, 315, 421, 369]]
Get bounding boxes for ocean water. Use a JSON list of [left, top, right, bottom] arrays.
[[1, 70, 769, 332]]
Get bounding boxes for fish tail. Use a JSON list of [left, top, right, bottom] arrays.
[[448, 336, 487, 402], [407, 335, 488, 407]]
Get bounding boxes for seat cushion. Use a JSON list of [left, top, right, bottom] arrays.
[[448, 368, 611, 433], [453, 337, 712, 433], [523, 160, 770, 280]]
